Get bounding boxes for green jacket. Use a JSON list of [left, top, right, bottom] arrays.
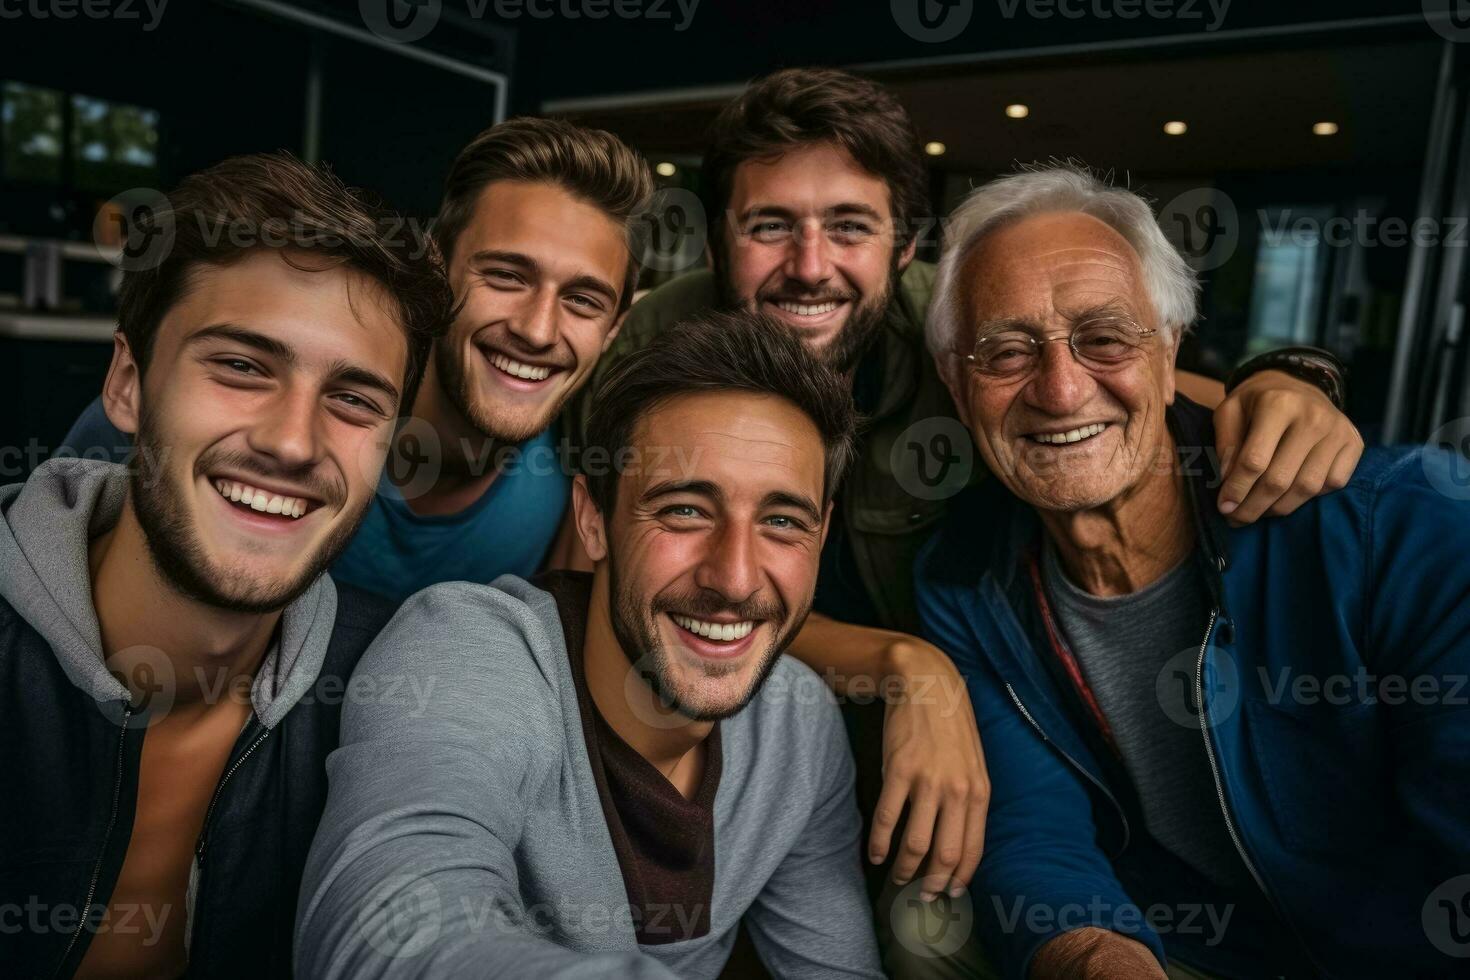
[[567, 261, 977, 633]]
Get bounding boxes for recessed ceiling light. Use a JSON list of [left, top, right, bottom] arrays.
[[655, 161, 677, 177], [1163, 120, 1188, 136], [1312, 121, 1339, 136], [924, 141, 947, 156], [1005, 103, 1029, 119]]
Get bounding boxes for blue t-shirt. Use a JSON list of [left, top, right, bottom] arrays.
[[59, 397, 568, 603], [331, 427, 568, 602]]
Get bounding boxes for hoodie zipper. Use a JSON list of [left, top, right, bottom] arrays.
[[194, 725, 271, 867], [54, 707, 132, 977], [1004, 682, 1132, 855]]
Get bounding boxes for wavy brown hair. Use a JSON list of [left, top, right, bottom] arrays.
[[116, 152, 454, 408]]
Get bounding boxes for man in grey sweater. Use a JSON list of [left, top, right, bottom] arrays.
[[296, 311, 885, 978]]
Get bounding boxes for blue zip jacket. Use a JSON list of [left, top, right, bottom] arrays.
[[915, 398, 1470, 979]]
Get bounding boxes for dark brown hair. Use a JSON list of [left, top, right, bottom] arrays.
[[703, 67, 929, 271], [433, 116, 655, 313], [584, 309, 857, 514], [116, 152, 453, 409]]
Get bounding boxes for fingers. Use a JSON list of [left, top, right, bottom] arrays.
[[1216, 401, 1290, 518], [917, 788, 966, 901], [946, 791, 988, 898], [1262, 435, 1342, 517], [868, 768, 910, 867], [1213, 394, 1245, 483], [1224, 421, 1321, 525], [890, 783, 939, 889], [1326, 436, 1363, 491]]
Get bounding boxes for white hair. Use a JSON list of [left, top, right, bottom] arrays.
[[926, 163, 1200, 372]]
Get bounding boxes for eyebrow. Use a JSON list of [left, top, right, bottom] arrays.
[[763, 491, 822, 525], [468, 249, 619, 307], [974, 301, 1142, 338], [188, 323, 401, 407], [737, 202, 886, 225]]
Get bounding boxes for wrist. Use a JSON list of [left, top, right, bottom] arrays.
[[1225, 346, 1345, 409]]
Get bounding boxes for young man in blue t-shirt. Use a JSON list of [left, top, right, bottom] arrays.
[[61, 117, 654, 601]]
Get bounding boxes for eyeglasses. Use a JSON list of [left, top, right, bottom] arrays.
[[965, 320, 1158, 380]]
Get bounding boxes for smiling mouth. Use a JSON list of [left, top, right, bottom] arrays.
[[766, 298, 846, 319], [485, 350, 556, 382], [670, 614, 757, 643], [1028, 422, 1109, 446], [213, 479, 315, 519]]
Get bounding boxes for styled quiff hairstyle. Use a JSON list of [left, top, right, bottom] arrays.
[[702, 67, 929, 273], [584, 309, 858, 515], [433, 116, 655, 313], [116, 151, 454, 409]]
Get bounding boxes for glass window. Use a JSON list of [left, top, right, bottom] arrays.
[[71, 93, 160, 192], [1, 82, 65, 183]]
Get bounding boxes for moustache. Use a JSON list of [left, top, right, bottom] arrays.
[[651, 588, 785, 625], [196, 449, 345, 509]]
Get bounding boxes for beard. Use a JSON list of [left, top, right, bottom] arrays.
[[434, 338, 565, 447], [129, 406, 360, 614], [720, 253, 902, 376], [606, 554, 810, 722]]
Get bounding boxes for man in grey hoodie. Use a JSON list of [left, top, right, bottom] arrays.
[[0, 153, 453, 978], [297, 311, 884, 978]]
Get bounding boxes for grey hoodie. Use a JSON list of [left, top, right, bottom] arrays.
[[0, 456, 339, 727]]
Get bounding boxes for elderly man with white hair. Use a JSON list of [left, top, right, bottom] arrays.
[[914, 164, 1470, 979]]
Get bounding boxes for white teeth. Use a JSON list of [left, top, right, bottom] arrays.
[[214, 480, 309, 519], [1032, 423, 1107, 445], [775, 300, 839, 317], [671, 615, 756, 642], [488, 352, 552, 381]]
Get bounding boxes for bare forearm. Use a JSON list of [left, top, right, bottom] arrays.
[[1031, 927, 1165, 980], [1176, 368, 1225, 408], [786, 611, 942, 695]]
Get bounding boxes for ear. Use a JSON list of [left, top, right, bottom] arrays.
[[936, 351, 974, 430], [571, 474, 609, 563], [102, 332, 142, 436], [896, 235, 918, 274], [601, 307, 630, 354], [1162, 328, 1181, 406]]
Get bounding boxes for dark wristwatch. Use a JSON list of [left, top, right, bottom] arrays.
[[1224, 346, 1346, 411]]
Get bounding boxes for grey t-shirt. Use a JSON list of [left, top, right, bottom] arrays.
[[1040, 542, 1253, 895]]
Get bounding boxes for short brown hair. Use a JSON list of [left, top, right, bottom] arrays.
[[703, 67, 929, 271], [117, 152, 453, 409], [433, 116, 655, 313], [584, 309, 857, 515]]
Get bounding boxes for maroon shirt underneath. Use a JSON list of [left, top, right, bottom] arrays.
[[537, 571, 723, 946]]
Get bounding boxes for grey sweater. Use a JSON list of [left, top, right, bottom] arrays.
[[295, 576, 883, 979]]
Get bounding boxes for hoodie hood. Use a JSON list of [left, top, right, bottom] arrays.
[[0, 456, 338, 728]]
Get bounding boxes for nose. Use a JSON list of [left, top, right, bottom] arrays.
[[505, 285, 559, 351], [1023, 340, 1097, 418], [692, 519, 761, 606], [783, 219, 834, 289], [246, 383, 323, 470]]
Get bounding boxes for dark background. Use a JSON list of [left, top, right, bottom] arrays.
[[2, 0, 1468, 476]]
